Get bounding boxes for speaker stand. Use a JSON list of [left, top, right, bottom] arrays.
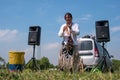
[[26, 45, 40, 71], [101, 42, 108, 72], [92, 42, 108, 72]]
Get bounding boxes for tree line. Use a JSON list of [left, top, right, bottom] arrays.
[[0, 56, 120, 71], [25, 56, 56, 70]]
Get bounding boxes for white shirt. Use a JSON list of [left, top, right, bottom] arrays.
[[58, 23, 80, 45]]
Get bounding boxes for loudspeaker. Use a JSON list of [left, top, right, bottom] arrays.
[[28, 26, 41, 45], [95, 20, 110, 42]]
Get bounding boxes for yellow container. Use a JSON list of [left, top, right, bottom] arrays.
[[9, 51, 25, 64]]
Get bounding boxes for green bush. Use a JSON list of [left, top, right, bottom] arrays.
[[112, 59, 120, 71], [25, 56, 55, 70]]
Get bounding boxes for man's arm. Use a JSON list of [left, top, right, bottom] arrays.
[[72, 23, 80, 35], [58, 25, 64, 37]]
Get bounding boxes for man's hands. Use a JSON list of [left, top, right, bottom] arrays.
[[63, 25, 68, 32], [63, 23, 72, 32]]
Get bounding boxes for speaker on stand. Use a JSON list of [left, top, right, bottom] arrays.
[[27, 26, 41, 70], [95, 20, 110, 42], [95, 20, 110, 72], [28, 26, 41, 45]]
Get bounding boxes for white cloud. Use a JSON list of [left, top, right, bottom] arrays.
[[81, 14, 92, 20], [75, 14, 92, 23], [111, 26, 120, 33], [44, 42, 60, 50], [107, 4, 118, 9], [41, 42, 60, 65], [115, 16, 120, 21], [0, 29, 18, 42], [56, 16, 64, 23]]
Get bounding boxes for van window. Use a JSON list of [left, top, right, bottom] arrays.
[[78, 41, 93, 50]]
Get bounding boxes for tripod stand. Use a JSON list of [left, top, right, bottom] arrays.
[[93, 42, 108, 72], [101, 42, 109, 72], [26, 45, 40, 70]]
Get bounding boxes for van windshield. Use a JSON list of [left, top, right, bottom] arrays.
[[78, 41, 93, 50]]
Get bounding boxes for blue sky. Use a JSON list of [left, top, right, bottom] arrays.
[[0, 0, 120, 65]]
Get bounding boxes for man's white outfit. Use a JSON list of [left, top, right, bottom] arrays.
[[58, 23, 80, 45], [58, 22, 82, 72]]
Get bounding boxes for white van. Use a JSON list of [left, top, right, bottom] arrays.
[[77, 35, 113, 72]]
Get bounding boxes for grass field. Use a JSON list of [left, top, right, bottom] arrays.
[[0, 69, 120, 80]]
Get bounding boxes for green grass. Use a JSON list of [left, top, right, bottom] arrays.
[[0, 69, 120, 80]]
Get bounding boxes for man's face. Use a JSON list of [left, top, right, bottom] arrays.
[[65, 15, 72, 24]]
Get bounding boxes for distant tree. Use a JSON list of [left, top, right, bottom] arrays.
[[112, 59, 120, 71], [25, 56, 55, 70], [49, 64, 54, 68], [39, 57, 50, 70], [0, 56, 6, 68]]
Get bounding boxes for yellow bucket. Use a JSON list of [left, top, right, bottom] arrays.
[[9, 51, 25, 64]]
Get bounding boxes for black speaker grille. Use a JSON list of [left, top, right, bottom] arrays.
[[28, 26, 41, 45], [95, 20, 110, 42]]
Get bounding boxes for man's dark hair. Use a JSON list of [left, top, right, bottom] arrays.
[[64, 12, 73, 20]]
